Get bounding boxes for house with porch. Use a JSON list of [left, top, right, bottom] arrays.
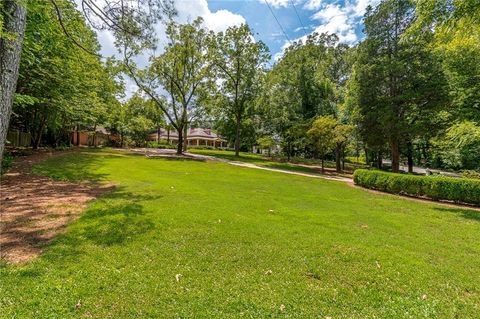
[[148, 128, 227, 148]]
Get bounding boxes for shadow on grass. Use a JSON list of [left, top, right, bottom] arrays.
[[190, 150, 268, 164], [32, 152, 114, 182], [147, 155, 207, 162], [82, 204, 154, 246], [434, 207, 480, 222], [263, 162, 319, 174], [38, 189, 159, 265], [76, 189, 159, 246]]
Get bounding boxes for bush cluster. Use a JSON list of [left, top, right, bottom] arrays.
[[353, 169, 480, 206], [460, 170, 480, 180], [1, 153, 14, 175], [146, 141, 176, 149]]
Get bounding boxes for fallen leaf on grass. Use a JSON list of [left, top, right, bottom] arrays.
[[175, 274, 182, 282], [279, 304, 285, 312], [75, 300, 81, 309], [264, 269, 272, 275]]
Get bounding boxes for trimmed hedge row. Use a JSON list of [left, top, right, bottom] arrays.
[[353, 169, 480, 206]]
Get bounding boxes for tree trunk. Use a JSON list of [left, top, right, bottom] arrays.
[[176, 126, 183, 155], [183, 125, 188, 152], [0, 1, 27, 164], [321, 157, 325, 173], [234, 114, 241, 157], [377, 150, 383, 169], [287, 141, 291, 161], [167, 127, 170, 143], [33, 122, 45, 149], [390, 138, 400, 173], [406, 141, 414, 173], [335, 145, 342, 172], [93, 124, 97, 147], [32, 118, 46, 149], [157, 126, 160, 143]]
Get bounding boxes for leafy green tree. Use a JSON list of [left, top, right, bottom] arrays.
[[433, 121, 480, 170], [333, 123, 354, 172], [210, 24, 269, 156], [281, 122, 310, 160], [350, 0, 448, 173], [307, 115, 337, 172], [123, 19, 210, 155], [256, 136, 276, 156], [260, 33, 349, 159], [10, 0, 121, 149]]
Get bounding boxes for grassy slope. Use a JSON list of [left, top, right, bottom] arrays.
[[1, 150, 479, 318]]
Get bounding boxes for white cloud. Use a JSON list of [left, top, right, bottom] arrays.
[[311, 3, 357, 43], [202, 9, 246, 32], [307, 0, 379, 44], [91, 0, 246, 97], [174, 1, 245, 32], [96, 0, 245, 57], [261, 0, 290, 8], [274, 0, 378, 61], [303, 0, 322, 10]]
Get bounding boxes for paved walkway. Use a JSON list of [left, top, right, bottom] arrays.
[[124, 148, 478, 211], [125, 148, 353, 183], [226, 161, 353, 182], [382, 159, 461, 177]]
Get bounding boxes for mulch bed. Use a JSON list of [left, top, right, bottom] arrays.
[[0, 149, 114, 264]]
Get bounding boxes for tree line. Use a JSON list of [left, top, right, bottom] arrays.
[[1, 0, 479, 173]]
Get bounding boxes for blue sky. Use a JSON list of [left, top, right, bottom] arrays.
[[205, 0, 376, 59], [93, 0, 377, 95]]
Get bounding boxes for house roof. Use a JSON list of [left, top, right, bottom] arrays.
[[153, 128, 226, 141]]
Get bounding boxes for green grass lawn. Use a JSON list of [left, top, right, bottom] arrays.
[[1, 149, 480, 318], [188, 149, 329, 175]]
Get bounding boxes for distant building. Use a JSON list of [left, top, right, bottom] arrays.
[[148, 128, 227, 148], [71, 126, 111, 147]]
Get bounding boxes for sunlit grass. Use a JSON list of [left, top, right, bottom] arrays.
[[1, 149, 479, 318]]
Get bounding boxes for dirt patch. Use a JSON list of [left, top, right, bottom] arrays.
[[0, 149, 114, 264]]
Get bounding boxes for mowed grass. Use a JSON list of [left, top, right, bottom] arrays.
[[188, 149, 323, 174], [1, 149, 480, 318], [188, 149, 364, 175]]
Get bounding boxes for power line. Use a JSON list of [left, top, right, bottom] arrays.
[[264, 0, 291, 43], [290, 0, 308, 37]]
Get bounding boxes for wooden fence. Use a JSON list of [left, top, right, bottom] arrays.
[[6, 130, 31, 147]]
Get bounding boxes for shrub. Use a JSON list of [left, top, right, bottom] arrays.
[[353, 169, 480, 206], [1, 153, 14, 175], [345, 156, 366, 165], [146, 141, 176, 149], [460, 170, 480, 180]]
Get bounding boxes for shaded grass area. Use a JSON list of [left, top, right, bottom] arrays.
[[1, 149, 480, 318]]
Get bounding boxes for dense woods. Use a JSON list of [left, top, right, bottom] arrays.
[[1, 0, 479, 172]]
